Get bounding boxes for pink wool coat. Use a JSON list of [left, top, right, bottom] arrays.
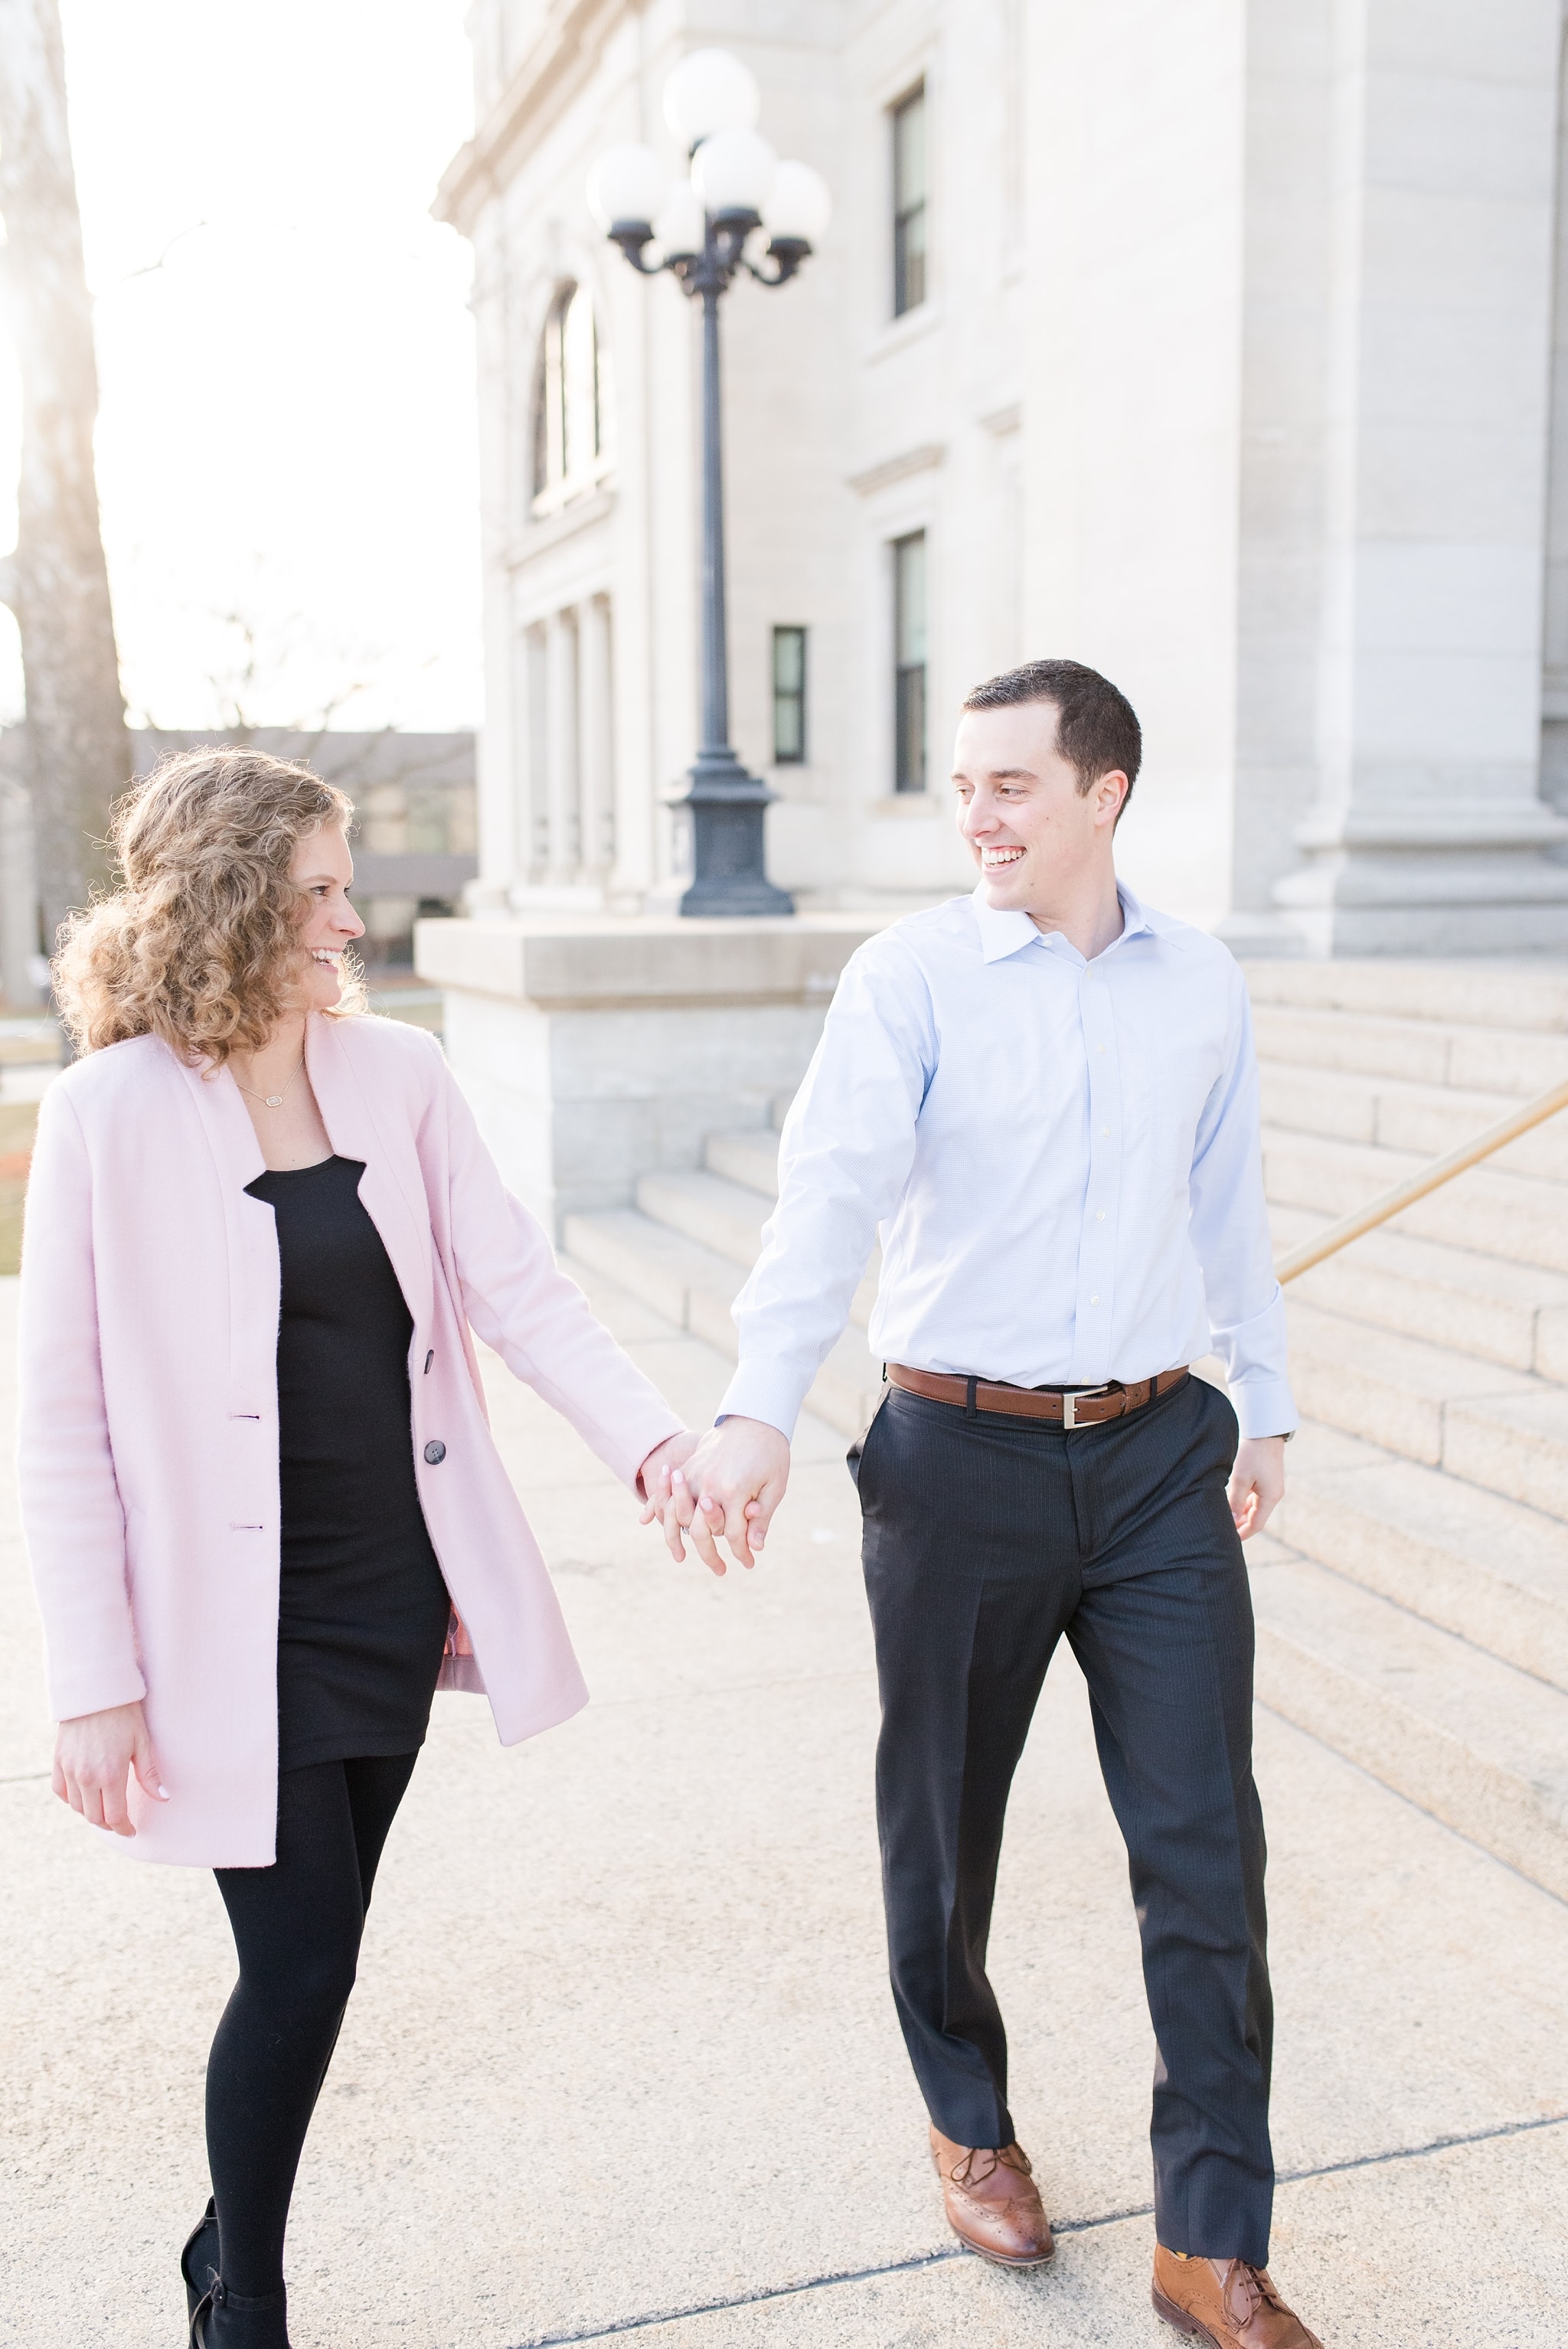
[[19, 1011, 684, 1868]]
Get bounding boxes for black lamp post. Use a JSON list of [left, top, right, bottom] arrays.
[[589, 54, 831, 916]]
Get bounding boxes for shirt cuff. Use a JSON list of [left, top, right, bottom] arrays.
[[1227, 1374, 1298, 1442], [715, 1358, 807, 1442]]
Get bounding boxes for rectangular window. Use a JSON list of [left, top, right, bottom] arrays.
[[772, 626, 807, 763], [893, 531, 927, 794], [892, 83, 927, 318]]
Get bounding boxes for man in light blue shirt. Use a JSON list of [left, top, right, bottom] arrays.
[[658, 661, 1317, 2349]]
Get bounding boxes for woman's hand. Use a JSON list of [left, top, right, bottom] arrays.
[[637, 1431, 701, 1516], [52, 1700, 168, 1838], [649, 1418, 792, 1577]]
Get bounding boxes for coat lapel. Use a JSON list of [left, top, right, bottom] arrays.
[[176, 1050, 276, 1417], [305, 1014, 434, 1335]]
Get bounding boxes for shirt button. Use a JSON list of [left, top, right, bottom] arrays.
[[1090, 1295, 1099, 1305], [423, 1440, 447, 1465], [1101, 1126, 1110, 1137], [1096, 1044, 1106, 1054], [1096, 1210, 1106, 1221]]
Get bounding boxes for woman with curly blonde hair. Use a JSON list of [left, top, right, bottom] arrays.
[[23, 747, 695, 2348]]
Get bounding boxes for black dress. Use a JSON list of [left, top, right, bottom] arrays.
[[243, 1155, 452, 1772]]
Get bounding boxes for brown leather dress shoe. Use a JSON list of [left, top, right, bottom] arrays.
[[1152, 2247, 1323, 2347], [929, 2124, 1055, 2267]]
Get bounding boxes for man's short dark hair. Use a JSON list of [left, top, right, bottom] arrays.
[[962, 658, 1142, 808]]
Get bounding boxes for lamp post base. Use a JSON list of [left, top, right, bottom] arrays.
[[677, 749, 795, 917]]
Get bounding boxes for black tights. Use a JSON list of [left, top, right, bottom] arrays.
[[207, 1754, 418, 2318]]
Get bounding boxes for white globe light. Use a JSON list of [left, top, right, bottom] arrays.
[[586, 142, 668, 232], [653, 179, 707, 261], [691, 129, 776, 222], [764, 160, 831, 247], [664, 47, 760, 149]]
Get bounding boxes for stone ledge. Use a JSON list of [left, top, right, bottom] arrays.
[[413, 912, 887, 1009]]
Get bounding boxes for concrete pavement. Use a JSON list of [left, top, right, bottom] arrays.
[[3, 1264, 1566, 2347]]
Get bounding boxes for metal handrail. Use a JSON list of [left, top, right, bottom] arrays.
[[1275, 1076, 1568, 1285]]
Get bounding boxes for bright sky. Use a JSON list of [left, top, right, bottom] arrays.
[[0, 0, 481, 733]]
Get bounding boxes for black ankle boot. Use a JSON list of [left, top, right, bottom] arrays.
[[181, 2197, 220, 2321], [189, 2277, 289, 2348]]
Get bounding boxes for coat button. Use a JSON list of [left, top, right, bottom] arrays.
[[423, 1440, 446, 1465]]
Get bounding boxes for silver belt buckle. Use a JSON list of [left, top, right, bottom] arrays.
[[1062, 1384, 1112, 1430]]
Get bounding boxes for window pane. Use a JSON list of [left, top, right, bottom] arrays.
[[895, 662, 926, 794], [893, 534, 927, 792], [531, 348, 548, 495], [895, 532, 926, 665], [547, 296, 569, 487], [897, 203, 926, 315], [893, 86, 927, 318], [894, 87, 926, 211], [563, 284, 596, 480], [773, 625, 807, 763]]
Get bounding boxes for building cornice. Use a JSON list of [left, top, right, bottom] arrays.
[[505, 485, 616, 570], [434, 0, 622, 236], [847, 443, 946, 498]]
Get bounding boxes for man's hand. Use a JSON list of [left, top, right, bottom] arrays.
[[53, 1700, 168, 1838], [1228, 1436, 1286, 1541], [642, 1416, 792, 1576]]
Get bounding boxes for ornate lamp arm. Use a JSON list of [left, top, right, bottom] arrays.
[[607, 225, 666, 276], [744, 240, 809, 289]]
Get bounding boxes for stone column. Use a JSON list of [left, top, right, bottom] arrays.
[[522, 623, 549, 886], [577, 593, 615, 885], [469, 619, 523, 911], [1273, 0, 1568, 952], [544, 608, 580, 886]]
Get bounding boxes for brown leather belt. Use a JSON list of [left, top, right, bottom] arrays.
[[887, 1363, 1190, 1428]]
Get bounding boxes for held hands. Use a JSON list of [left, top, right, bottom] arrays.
[[637, 1429, 702, 1503], [639, 1416, 791, 1576], [1228, 1436, 1286, 1541], [53, 1700, 168, 1838]]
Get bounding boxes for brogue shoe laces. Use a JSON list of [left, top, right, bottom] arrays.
[[948, 2142, 1032, 2193], [1226, 2262, 1289, 2330]]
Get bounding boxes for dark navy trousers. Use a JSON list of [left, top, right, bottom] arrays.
[[852, 1371, 1274, 2264]]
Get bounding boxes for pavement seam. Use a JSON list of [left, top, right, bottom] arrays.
[[506, 2110, 1568, 2347]]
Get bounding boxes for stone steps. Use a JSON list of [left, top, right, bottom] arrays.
[[1258, 1063, 1568, 1181], [1243, 956, 1568, 1033], [562, 1201, 879, 1438], [1270, 1204, 1568, 1374], [1252, 1003, 1568, 1097], [1251, 1551, 1568, 1903], [635, 1167, 771, 1271], [1276, 1425, 1568, 1693], [1261, 1125, 1568, 1274], [704, 1126, 781, 1198], [1281, 1295, 1553, 1473]]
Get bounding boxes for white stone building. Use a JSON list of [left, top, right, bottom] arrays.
[[435, 0, 1568, 953]]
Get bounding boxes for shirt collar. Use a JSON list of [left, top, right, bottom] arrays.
[[970, 880, 1155, 966]]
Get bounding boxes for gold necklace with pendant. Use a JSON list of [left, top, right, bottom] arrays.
[[232, 1056, 305, 1110]]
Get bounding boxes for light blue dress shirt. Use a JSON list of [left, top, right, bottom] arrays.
[[718, 883, 1296, 1443]]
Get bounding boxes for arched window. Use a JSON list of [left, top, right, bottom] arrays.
[[531, 280, 609, 511]]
